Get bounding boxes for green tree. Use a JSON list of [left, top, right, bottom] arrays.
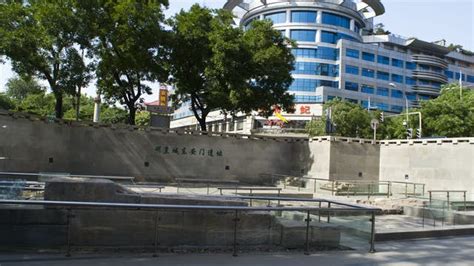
[[305, 119, 325, 137], [78, 1, 169, 125], [0, 93, 15, 110], [14, 92, 56, 117], [135, 111, 151, 127], [5, 76, 45, 101], [0, 1, 92, 118], [305, 98, 377, 138], [169, 5, 294, 131], [420, 84, 474, 137]]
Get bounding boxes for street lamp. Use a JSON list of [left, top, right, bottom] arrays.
[[389, 83, 409, 122]]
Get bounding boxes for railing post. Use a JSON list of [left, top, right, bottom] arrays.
[[422, 204, 425, 228], [405, 183, 408, 198], [429, 191, 432, 203], [304, 210, 312, 255], [327, 202, 331, 223], [65, 208, 73, 257], [447, 192, 450, 209], [369, 211, 376, 253], [464, 191, 467, 211], [387, 182, 391, 198], [313, 179, 317, 194], [277, 189, 281, 206], [367, 184, 370, 200], [153, 210, 159, 257], [207, 182, 210, 195], [232, 210, 240, 257], [249, 189, 253, 207], [413, 184, 416, 196], [422, 184, 425, 197], [318, 202, 321, 223]]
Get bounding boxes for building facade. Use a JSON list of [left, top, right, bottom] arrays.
[[171, 0, 474, 134]]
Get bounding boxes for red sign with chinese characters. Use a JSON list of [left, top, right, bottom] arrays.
[[300, 105, 311, 114]]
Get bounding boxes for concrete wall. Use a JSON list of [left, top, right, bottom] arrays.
[[379, 139, 474, 199], [2, 112, 474, 196], [0, 113, 310, 183]]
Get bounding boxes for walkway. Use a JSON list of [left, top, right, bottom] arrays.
[[1, 236, 473, 266]]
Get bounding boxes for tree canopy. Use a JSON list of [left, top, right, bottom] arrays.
[[0, 0, 92, 118], [168, 5, 295, 131], [5, 76, 45, 101], [78, 0, 170, 125]]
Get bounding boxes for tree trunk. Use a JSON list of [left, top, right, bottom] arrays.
[[128, 106, 136, 125], [198, 117, 207, 131], [54, 91, 63, 119]]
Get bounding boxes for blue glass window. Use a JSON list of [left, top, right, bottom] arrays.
[[419, 65, 430, 71], [327, 95, 336, 101], [391, 105, 403, 112], [405, 77, 416, 85], [361, 101, 369, 109], [317, 47, 339, 60], [377, 71, 389, 81], [345, 65, 359, 75], [354, 23, 361, 33], [392, 58, 404, 68], [346, 48, 359, 58], [405, 62, 416, 70], [290, 30, 316, 42], [346, 98, 358, 104], [322, 12, 350, 29], [419, 95, 431, 100], [406, 92, 417, 101], [432, 66, 443, 73], [445, 70, 454, 79], [321, 31, 358, 44], [362, 68, 375, 78], [291, 11, 316, 23], [362, 52, 375, 62], [377, 55, 390, 65], [391, 74, 404, 83], [455, 72, 466, 81], [467, 75, 474, 83], [289, 79, 338, 91], [293, 62, 339, 77], [391, 89, 403, 98], [289, 47, 340, 61], [361, 85, 374, 94], [373, 102, 390, 111], [294, 95, 322, 103], [345, 81, 358, 91], [264, 12, 286, 24], [321, 31, 337, 44], [377, 87, 389, 97]]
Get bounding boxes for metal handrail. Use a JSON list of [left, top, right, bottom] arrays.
[[0, 199, 378, 256]]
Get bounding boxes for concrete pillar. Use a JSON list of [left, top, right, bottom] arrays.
[[316, 30, 321, 43], [286, 10, 291, 23], [316, 10, 322, 24], [350, 19, 355, 31], [93, 96, 101, 123]]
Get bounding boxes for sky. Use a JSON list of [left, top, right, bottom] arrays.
[[1, 0, 473, 102]]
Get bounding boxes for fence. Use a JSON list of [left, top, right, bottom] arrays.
[[263, 174, 425, 199], [0, 198, 379, 256]]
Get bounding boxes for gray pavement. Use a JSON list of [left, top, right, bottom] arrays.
[[1, 236, 474, 266]]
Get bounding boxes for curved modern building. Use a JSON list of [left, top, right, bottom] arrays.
[[171, 0, 474, 134]]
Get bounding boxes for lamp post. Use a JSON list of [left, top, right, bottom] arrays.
[[389, 83, 409, 122]]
